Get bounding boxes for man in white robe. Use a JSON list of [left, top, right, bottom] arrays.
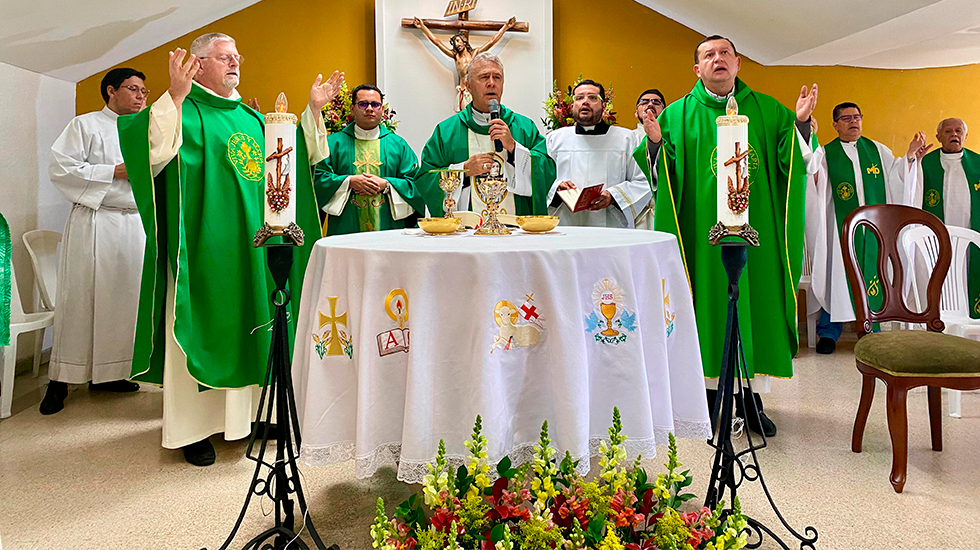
[[140, 34, 339, 465], [809, 102, 926, 354], [41, 68, 149, 415], [547, 80, 649, 228], [910, 118, 973, 228]]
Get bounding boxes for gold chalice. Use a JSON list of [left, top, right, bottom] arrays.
[[434, 168, 467, 232], [600, 302, 620, 337], [474, 177, 511, 236]]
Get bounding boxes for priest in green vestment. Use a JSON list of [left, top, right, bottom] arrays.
[[117, 33, 344, 465], [315, 84, 424, 235], [912, 117, 980, 319], [650, 35, 818, 436], [417, 52, 554, 218], [810, 102, 927, 355]]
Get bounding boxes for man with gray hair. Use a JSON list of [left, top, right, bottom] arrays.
[[416, 52, 555, 218], [911, 117, 980, 319], [117, 32, 344, 466]]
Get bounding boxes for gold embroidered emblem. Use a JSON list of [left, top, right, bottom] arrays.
[[925, 189, 941, 208], [868, 276, 880, 298], [313, 296, 352, 358], [490, 294, 545, 353], [974, 180, 980, 191], [353, 149, 384, 172], [866, 164, 881, 177], [377, 289, 410, 357], [227, 132, 264, 181], [662, 279, 675, 338], [836, 182, 855, 201], [974, 294, 980, 316]]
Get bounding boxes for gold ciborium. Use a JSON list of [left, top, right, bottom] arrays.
[[600, 301, 620, 337], [474, 176, 511, 235]]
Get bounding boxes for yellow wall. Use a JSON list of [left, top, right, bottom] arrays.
[[78, 0, 980, 154]]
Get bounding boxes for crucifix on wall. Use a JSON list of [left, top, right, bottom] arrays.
[[402, 0, 528, 111]]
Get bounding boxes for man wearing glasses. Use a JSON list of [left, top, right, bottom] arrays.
[[41, 68, 150, 415], [315, 84, 424, 235], [116, 32, 343, 466], [808, 103, 928, 355], [631, 89, 666, 227], [546, 80, 650, 228]]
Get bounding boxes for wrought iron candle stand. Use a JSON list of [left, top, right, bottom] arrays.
[[206, 242, 338, 550], [704, 240, 819, 550]]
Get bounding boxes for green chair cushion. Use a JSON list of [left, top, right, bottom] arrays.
[[854, 331, 980, 377]]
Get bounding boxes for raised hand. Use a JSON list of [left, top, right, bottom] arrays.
[[168, 48, 200, 107], [907, 131, 933, 160], [796, 83, 818, 122], [506, 16, 517, 29], [309, 71, 345, 112], [247, 98, 261, 112], [642, 108, 662, 143]]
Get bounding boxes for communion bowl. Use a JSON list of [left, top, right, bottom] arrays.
[[516, 215, 560, 233], [418, 217, 462, 234]]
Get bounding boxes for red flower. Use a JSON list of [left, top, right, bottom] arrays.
[[430, 507, 464, 535]]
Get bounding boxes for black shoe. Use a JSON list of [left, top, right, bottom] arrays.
[[39, 381, 68, 415], [182, 438, 216, 466], [251, 421, 280, 440], [815, 337, 837, 355], [736, 392, 777, 437], [89, 380, 140, 392]]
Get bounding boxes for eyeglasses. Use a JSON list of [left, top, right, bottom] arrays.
[[119, 85, 150, 97], [573, 94, 603, 103], [199, 54, 244, 66], [356, 101, 383, 110], [836, 114, 863, 122], [637, 98, 664, 107]]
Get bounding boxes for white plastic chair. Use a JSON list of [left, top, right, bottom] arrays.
[[22, 230, 60, 376], [902, 224, 980, 417], [1, 260, 56, 418], [799, 241, 817, 348]]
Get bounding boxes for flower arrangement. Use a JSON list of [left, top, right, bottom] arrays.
[[542, 76, 618, 131], [371, 408, 747, 550], [321, 81, 400, 134]]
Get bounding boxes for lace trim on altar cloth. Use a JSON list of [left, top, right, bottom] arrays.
[[299, 419, 711, 484]]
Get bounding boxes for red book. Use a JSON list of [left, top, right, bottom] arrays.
[[557, 183, 605, 213]]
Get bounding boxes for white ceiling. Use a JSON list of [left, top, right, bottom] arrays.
[[634, 0, 980, 68], [0, 0, 976, 83], [0, 0, 259, 82]]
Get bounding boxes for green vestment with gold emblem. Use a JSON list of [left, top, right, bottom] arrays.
[[416, 104, 554, 216], [117, 84, 321, 388], [920, 147, 980, 318], [654, 78, 806, 379], [314, 123, 423, 236]]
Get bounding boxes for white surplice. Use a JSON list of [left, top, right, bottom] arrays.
[[48, 107, 145, 384], [545, 125, 649, 228], [147, 82, 329, 448], [808, 138, 915, 323]]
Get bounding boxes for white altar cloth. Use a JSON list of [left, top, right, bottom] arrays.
[[292, 227, 710, 482]]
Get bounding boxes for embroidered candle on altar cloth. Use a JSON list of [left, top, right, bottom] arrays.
[[716, 96, 750, 227], [264, 92, 298, 229]]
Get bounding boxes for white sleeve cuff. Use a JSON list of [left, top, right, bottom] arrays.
[[389, 186, 413, 220], [302, 104, 330, 165], [508, 142, 533, 197], [324, 176, 351, 216]]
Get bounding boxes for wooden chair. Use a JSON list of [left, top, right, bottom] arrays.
[[842, 205, 980, 493]]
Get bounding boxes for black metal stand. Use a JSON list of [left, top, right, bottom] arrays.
[[207, 245, 338, 550], [704, 243, 818, 550]]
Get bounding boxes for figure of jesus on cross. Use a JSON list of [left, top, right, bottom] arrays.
[[266, 137, 293, 213], [725, 141, 750, 215]]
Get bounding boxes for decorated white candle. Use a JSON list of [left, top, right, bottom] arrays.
[[716, 96, 750, 227], [264, 92, 299, 229]]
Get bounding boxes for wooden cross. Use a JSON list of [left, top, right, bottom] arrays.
[[401, 0, 528, 34], [318, 297, 349, 356], [724, 142, 749, 192], [266, 137, 294, 191]]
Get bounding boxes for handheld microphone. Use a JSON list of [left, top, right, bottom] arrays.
[[488, 99, 502, 153]]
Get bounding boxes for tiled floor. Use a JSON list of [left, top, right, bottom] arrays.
[[1, 346, 977, 550]]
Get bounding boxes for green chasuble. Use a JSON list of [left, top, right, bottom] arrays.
[[921, 148, 980, 318], [314, 123, 424, 235], [654, 78, 806, 379], [117, 84, 321, 388], [824, 137, 887, 319], [416, 103, 555, 216], [0, 211, 9, 347]]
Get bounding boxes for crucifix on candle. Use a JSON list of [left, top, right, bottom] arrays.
[[266, 137, 294, 213], [724, 141, 749, 215], [404, 0, 528, 111]]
